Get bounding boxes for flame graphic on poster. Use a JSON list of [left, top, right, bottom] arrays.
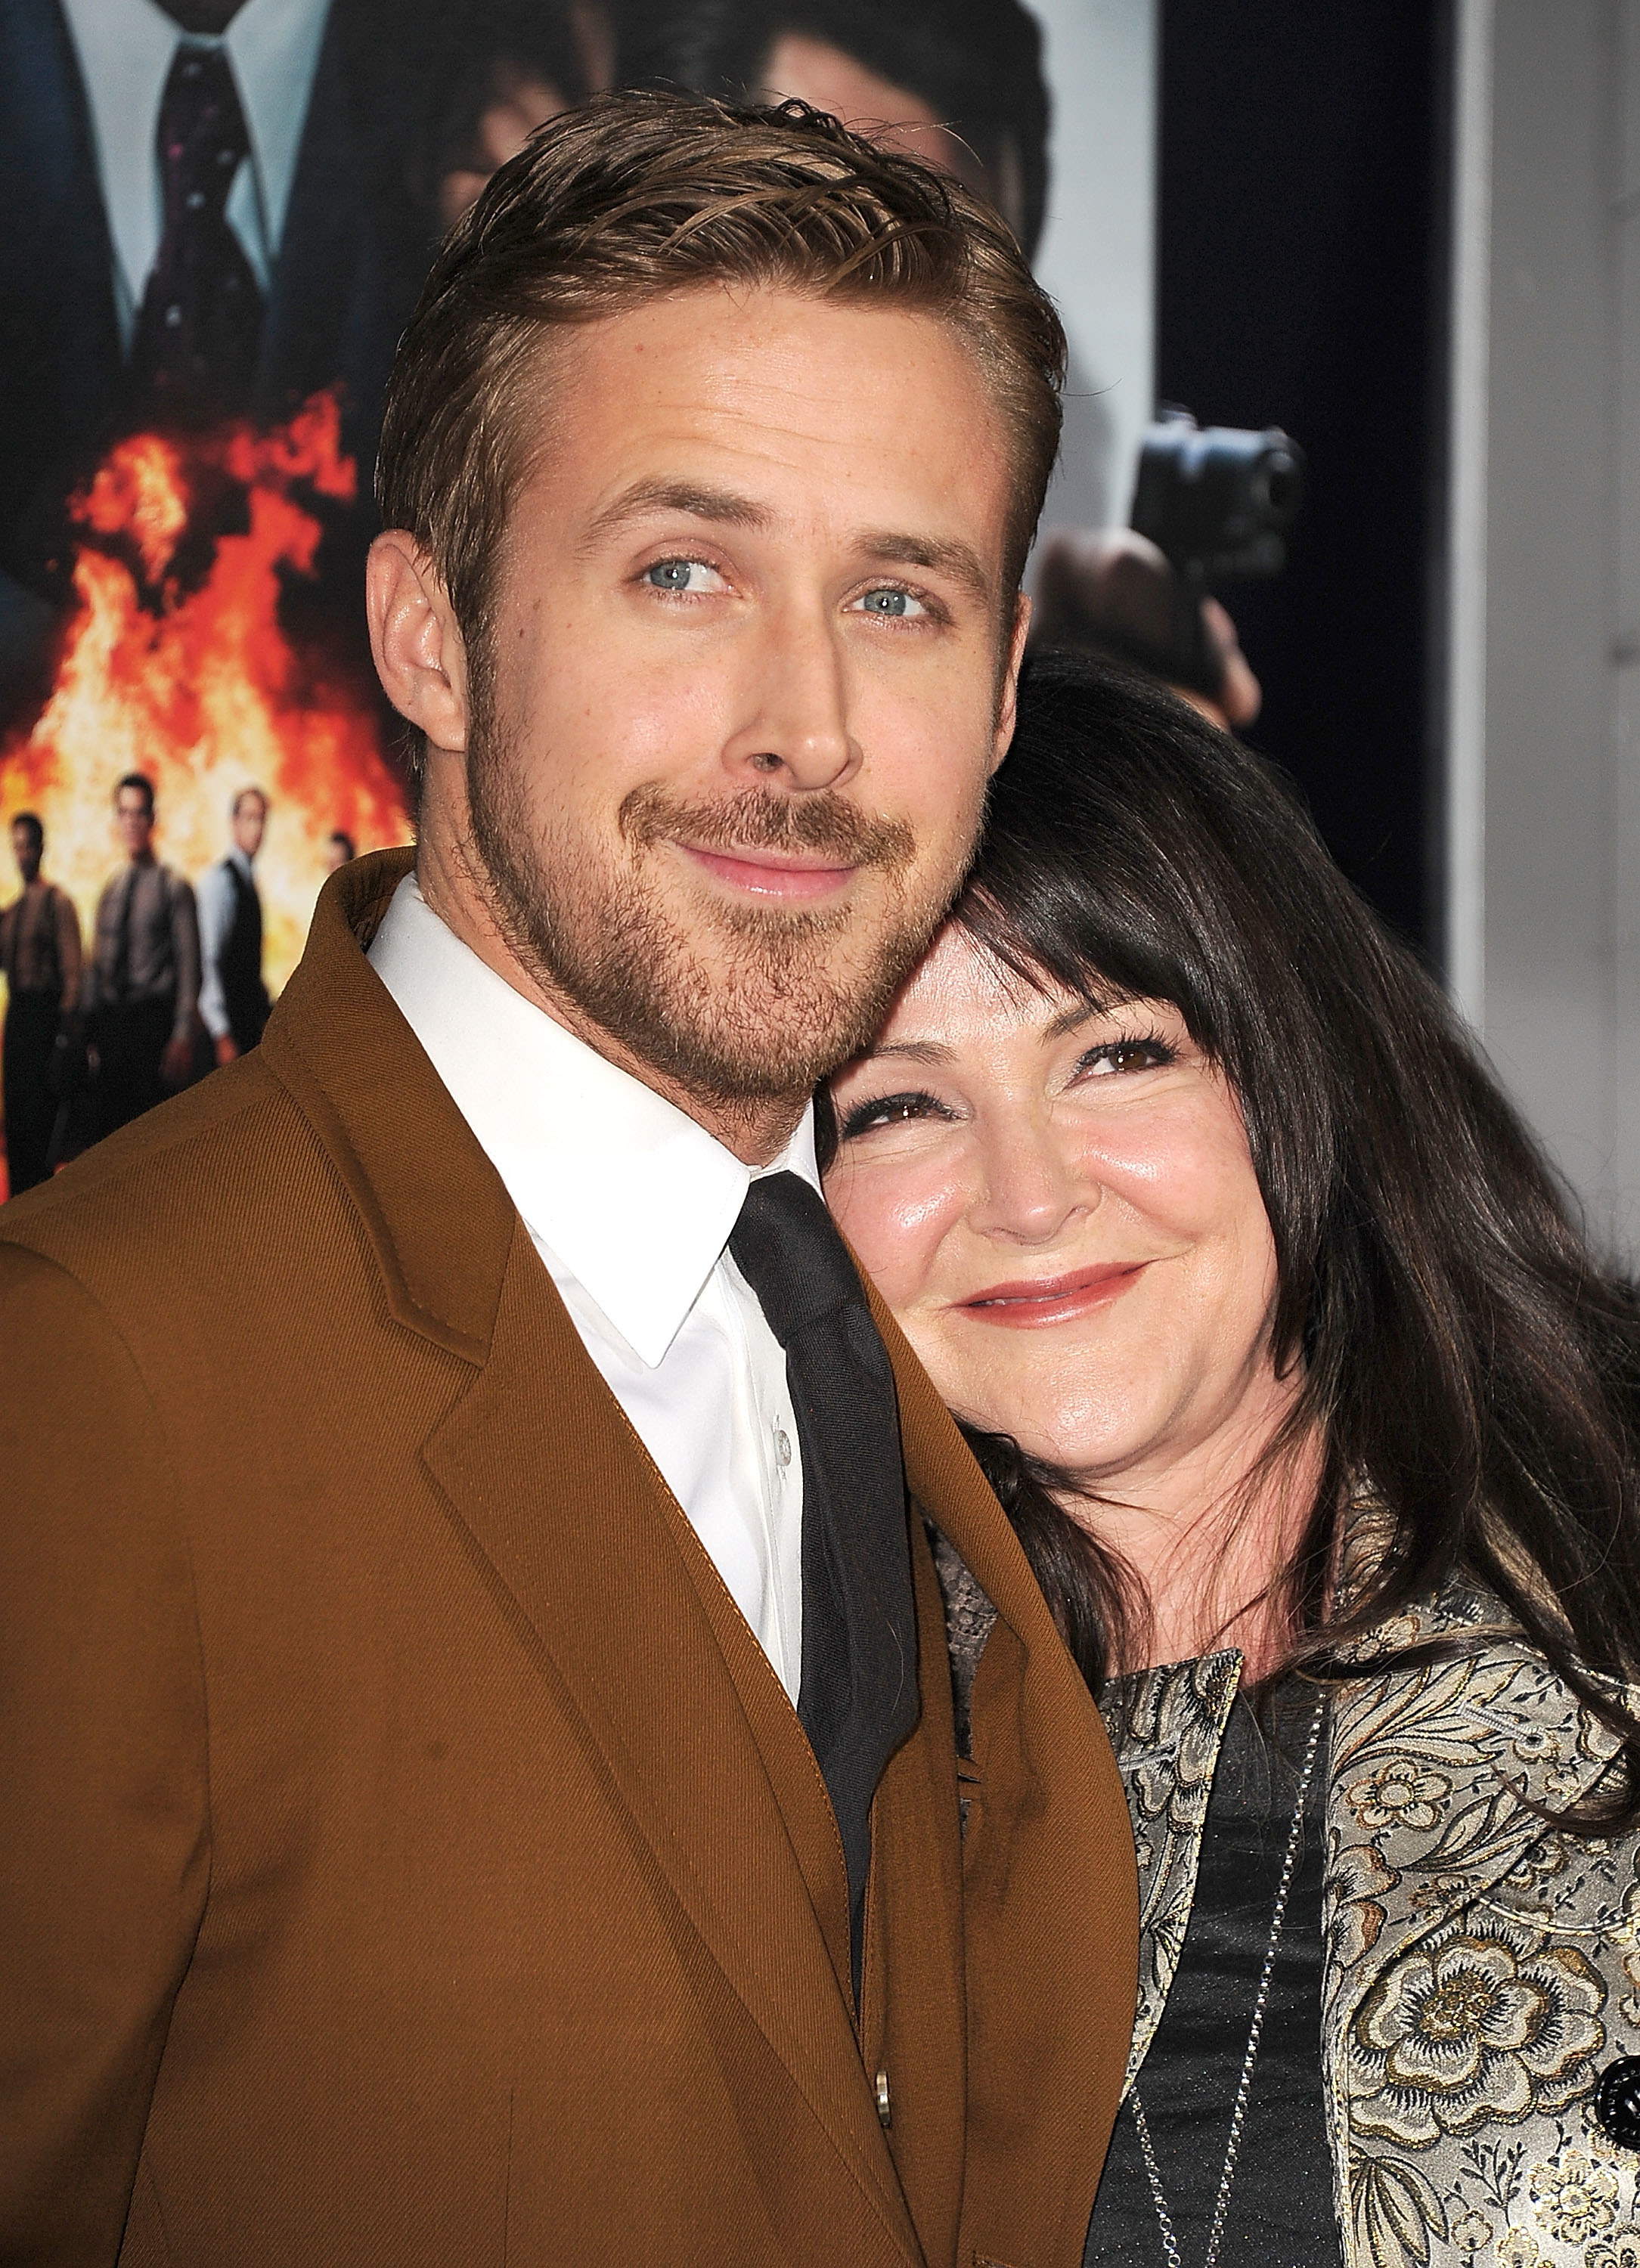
[[0, 392, 410, 996]]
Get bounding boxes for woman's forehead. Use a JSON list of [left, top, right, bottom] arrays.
[[870, 923, 1161, 1055], [880, 923, 1065, 1040]]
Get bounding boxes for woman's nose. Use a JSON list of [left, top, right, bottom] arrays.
[[968, 1115, 1093, 1244]]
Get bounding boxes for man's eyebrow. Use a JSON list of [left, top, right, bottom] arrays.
[[580, 479, 773, 548], [860, 531, 992, 604]]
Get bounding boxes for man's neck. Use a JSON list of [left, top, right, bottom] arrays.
[[413, 844, 807, 1168]]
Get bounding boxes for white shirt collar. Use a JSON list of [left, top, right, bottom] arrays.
[[367, 874, 820, 1370], [222, 0, 332, 257], [60, 0, 332, 311]]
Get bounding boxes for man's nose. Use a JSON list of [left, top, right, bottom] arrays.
[[722, 604, 859, 790]]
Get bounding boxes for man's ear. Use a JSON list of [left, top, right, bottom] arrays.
[[990, 591, 1032, 775], [365, 533, 470, 755]]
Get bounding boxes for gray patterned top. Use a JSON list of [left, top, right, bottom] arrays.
[[932, 1529, 1640, 2268]]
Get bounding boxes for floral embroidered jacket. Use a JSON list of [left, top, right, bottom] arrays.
[[1105, 1576, 1640, 2268]]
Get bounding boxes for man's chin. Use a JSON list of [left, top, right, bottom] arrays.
[[475, 810, 947, 1104], [560, 923, 903, 1108], [634, 970, 879, 1103]]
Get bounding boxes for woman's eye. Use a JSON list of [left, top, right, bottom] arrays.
[[854, 587, 927, 620], [839, 1089, 952, 1139], [643, 558, 725, 595], [1077, 1036, 1177, 1079]]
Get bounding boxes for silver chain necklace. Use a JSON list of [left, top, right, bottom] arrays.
[[1127, 1690, 1327, 2268]]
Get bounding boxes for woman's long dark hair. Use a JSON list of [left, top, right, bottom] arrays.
[[827, 652, 1640, 1825]]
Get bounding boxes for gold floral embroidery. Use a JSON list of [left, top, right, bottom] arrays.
[[1351, 1923, 1604, 2146], [1528, 2152, 1618, 2245], [1585, 2231, 1640, 2268], [1350, 2149, 1449, 2268], [1347, 1764, 1454, 1834], [1100, 1650, 1241, 2088], [1331, 1833, 1400, 1969]]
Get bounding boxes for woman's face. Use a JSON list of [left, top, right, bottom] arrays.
[[824, 925, 1285, 1495]]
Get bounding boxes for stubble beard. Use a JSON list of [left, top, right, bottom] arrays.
[[466, 716, 975, 1115]]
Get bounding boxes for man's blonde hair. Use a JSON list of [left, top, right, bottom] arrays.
[[376, 89, 1066, 785]]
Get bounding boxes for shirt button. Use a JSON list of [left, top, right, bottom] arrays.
[[774, 1427, 792, 1468]]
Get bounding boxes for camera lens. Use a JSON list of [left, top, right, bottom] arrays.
[[1256, 448, 1301, 519]]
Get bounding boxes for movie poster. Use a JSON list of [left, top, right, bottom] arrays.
[[0, 0, 1154, 1194]]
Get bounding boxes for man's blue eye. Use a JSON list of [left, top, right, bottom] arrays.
[[861, 589, 910, 617], [647, 560, 696, 590]]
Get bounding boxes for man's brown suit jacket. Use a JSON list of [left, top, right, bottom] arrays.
[[0, 850, 1138, 2267]]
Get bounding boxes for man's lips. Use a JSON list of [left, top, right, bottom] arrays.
[[955, 1262, 1146, 1328], [674, 840, 860, 902]]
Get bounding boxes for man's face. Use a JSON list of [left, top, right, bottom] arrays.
[[11, 826, 39, 887], [115, 788, 154, 860], [233, 794, 267, 860], [445, 285, 1023, 1117]]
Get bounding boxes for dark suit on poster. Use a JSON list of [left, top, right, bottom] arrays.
[[0, 850, 1139, 2266], [0, 0, 437, 655]]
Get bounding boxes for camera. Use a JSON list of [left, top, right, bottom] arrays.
[[1031, 407, 1305, 707], [1130, 407, 1306, 589]]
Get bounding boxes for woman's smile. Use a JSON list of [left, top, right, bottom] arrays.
[[953, 1259, 1149, 1328]]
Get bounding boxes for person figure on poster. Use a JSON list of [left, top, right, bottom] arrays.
[[321, 828, 355, 872], [0, 0, 436, 671], [421, 0, 606, 230], [81, 772, 200, 1139], [0, 94, 1136, 2267], [197, 786, 271, 1064], [618, 0, 1050, 257], [0, 813, 82, 1195]]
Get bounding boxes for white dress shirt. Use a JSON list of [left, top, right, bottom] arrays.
[[60, 0, 333, 349], [369, 875, 808, 1701], [196, 844, 256, 1041]]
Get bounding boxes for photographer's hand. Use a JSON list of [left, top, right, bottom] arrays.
[[1187, 598, 1262, 732], [1031, 528, 1262, 732]]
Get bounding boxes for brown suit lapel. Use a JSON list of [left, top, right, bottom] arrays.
[[261, 854, 922, 2262], [420, 1239, 922, 2256], [262, 851, 513, 1362], [870, 1278, 1141, 2265]]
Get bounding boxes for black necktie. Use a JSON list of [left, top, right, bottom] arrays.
[[129, 44, 263, 426], [729, 1172, 920, 2000], [229, 858, 262, 959], [110, 869, 137, 1004]]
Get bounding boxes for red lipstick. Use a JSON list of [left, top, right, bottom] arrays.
[[956, 1263, 1145, 1328]]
